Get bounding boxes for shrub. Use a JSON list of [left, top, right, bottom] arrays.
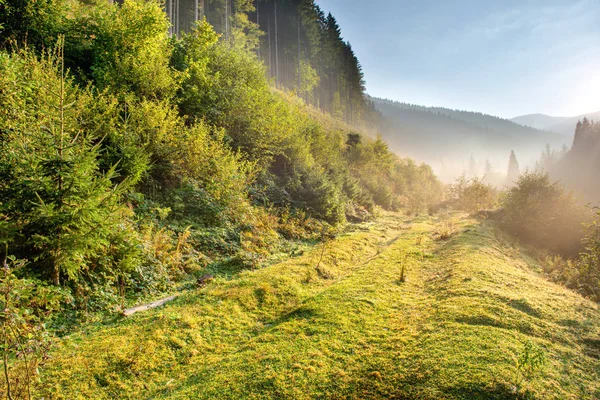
[[501, 172, 589, 256], [0, 48, 142, 285], [82, 0, 177, 99], [449, 175, 497, 212], [574, 209, 600, 301], [0, 257, 65, 399]]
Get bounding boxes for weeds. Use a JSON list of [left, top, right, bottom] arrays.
[[434, 221, 456, 241], [513, 340, 546, 397], [1, 255, 63, 400]]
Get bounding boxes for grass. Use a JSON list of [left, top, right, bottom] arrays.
[[36, 212, 600, 399]]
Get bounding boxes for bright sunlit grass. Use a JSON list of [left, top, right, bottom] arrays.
[[39, 213, 600, 399]]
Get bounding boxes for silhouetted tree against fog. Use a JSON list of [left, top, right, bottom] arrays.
[[507, 150, 520, 185], [468, 155, 478, 178]]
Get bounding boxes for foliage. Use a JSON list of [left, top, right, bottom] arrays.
[[514, 340, 546, 397], [573, 208, 600, 301], [0, 47, 141, 285], [449, 175, 497, 212], [0, 0, 71, 50], [0, 256, 65, 400], [501, 172, 589, 256], [507, 150, 520, 185], [175, 21, 289, 165], [77, 0, 176, 99], [0, 0, 442, 304]]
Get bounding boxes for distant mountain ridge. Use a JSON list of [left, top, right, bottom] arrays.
[[512, 111, 600, 136], [372, 97, 567, 181], [381, 102, 557, 137]]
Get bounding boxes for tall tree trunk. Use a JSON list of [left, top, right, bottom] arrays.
[[268, 17, 272, 78], [297, 17, 301, 98], [175, 0, 180, 37], [256, 0, 260, 57], [169, 0, 174, 36], [274, 0, 279, 88], [225, 0, 229, 41]]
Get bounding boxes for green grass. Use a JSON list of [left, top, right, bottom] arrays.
[[38, 213, 600, 399]]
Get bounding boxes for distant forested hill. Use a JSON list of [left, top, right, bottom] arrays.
[[373, 97, 567, 182], [512, 111, 600, 136]]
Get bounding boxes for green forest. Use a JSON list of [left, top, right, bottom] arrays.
[[0, 1, 599, 399]]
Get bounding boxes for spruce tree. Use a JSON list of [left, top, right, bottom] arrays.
[[484, 159, 493, 177], [468, 155, 478, 178], [507, 150, 520, 185], [0, 46, 134, 285]]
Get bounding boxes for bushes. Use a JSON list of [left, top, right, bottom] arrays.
[[574, 210, 600, 301], [79, 0, 176, 98], [0, 48, 141, 285], [0, 257, 65, 399], [501, 172, 589, 256], [449, 175, 497, 213], [348, 136, 443, 212], [539, 210, 600, 302], [175, 21, 289, 164], [0, 0, 444, 307]]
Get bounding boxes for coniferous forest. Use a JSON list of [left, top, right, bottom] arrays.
[[1, 1, 600, 398]]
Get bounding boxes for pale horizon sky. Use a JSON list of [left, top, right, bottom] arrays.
[[316, 0, 600, 119]]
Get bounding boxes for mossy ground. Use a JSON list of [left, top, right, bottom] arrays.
[[40, 213, 600, 399]]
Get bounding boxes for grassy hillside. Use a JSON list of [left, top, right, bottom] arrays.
[[37, 213, 600, 399]]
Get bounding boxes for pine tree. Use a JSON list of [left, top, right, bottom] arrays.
[[484, 159, 493, 177], [468, 155, 478, 178], [0, 46, 135, 285], [507, 150, 520, 185]]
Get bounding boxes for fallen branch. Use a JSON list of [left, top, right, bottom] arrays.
[[122, 295, 179, 317]]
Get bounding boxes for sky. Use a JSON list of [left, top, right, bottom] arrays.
[[316, 0, 600, 119]]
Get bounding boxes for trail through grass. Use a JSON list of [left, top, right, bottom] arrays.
[[40, 213, 600, 399]]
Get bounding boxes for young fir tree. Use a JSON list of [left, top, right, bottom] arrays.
[[507, 150, 521, 185], [0, 45, 136, 285]]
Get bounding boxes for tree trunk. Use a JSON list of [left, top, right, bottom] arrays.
[[274, 0, 279, 88], [297, 17, 301, 97], [268, 17, 272, 78], [256, 0, 260, 57]]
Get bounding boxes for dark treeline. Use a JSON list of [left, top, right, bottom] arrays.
[[255, 0, 374, 126], [196, 0, 377, 127], [552, 117, 600, 201]]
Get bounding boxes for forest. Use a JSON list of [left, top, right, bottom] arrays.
[[1, 0, 600, 398], [373, 97, 568, 182], [0, 1, 445, 394]]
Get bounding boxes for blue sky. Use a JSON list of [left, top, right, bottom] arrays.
[[317, 0, 600, 118]]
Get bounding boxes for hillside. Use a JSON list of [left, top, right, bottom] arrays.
[[512, 111, 600, 136], [36, 213, 600, 399], [0, 3, 446, 396], [372, 98, 567, 181]]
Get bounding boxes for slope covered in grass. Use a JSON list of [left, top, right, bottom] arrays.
[[40, 213, 600, 399]]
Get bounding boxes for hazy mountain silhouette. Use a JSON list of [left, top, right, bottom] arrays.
[[512, 111, 600, 136], [372, 97, 567, 182]]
